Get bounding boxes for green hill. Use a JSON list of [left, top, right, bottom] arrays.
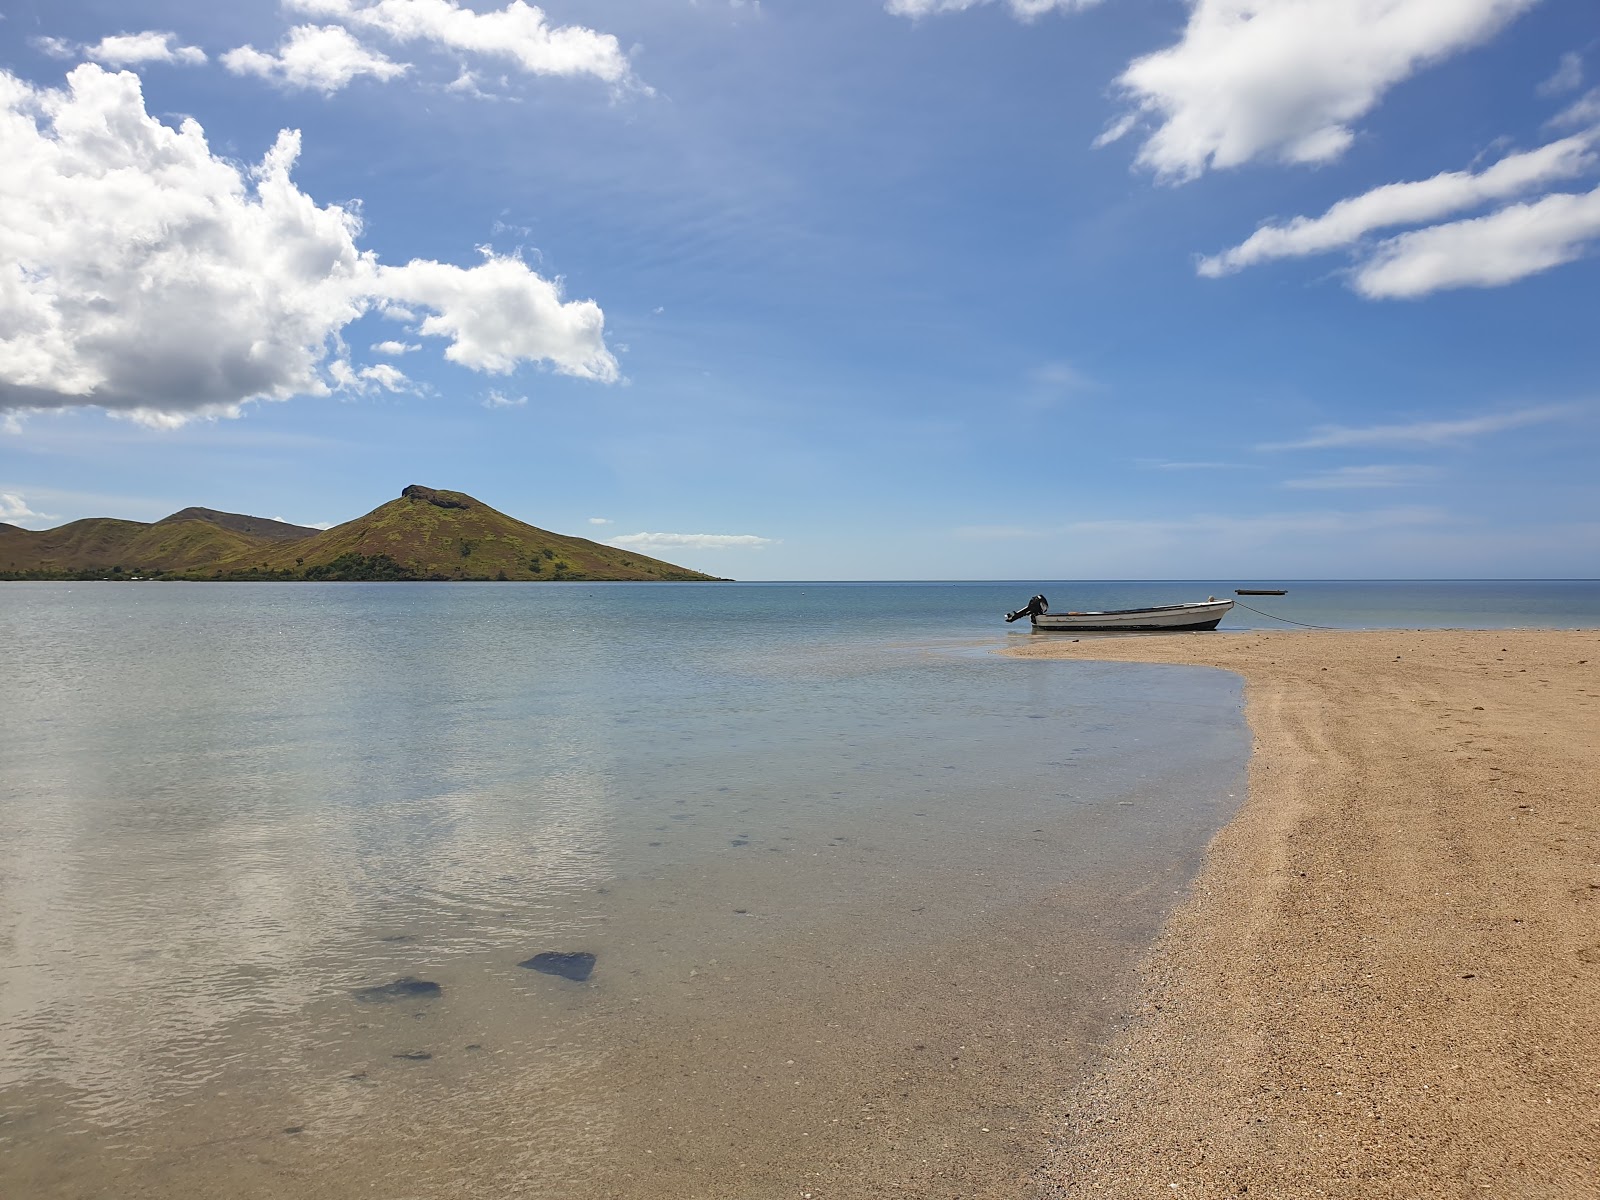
[[0, 485, 724, 582], [158, 508, 320, 541]]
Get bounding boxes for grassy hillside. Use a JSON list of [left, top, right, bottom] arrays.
[[226, 486, 718, 581], [158, 508, 319, 540], [0, 485, 723, 582], [1, 517, 269, 577]]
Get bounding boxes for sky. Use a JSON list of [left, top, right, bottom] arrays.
[[0, 0, 1596, 580]]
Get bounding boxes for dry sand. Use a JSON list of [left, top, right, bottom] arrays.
[[1005, 629, 1600, 1199]]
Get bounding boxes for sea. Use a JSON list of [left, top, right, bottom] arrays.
[[0, 580, 1594, 1198]]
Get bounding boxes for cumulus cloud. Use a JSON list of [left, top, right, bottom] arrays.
[[378, 255, 617, 380], [371, 340, 419, 355], [330, 361, 412, 393], [222, 24, 407, 93], [1281, 464, 1437, 489], [608, 532, 777, 551], [286, 0, 636, 86], [885, 0, 1098, 19], [1261, 406, 1569, 450], [86, 32, 208, 67], [1200, 132, 1599, 276], [0, 492, 57, 527], [0, 66, 618, 425], [1353, 184, 1600, 297], [1102, 0, 1538, 180]]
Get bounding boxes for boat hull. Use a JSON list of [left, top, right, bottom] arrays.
[[1029, 598, 1233, 633]]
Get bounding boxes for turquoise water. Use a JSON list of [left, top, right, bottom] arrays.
[[0, 578, 1591, 1197]]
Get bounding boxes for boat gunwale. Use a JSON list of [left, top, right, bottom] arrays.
[[1042, 599, 1232, 619]]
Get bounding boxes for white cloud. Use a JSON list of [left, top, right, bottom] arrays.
[[1065, 506, 1446, 538], [1200, 132, 1599, 275], [885, 0, 1098, 19], [371, 339, 419, 355], [953, 524, 1043, 539], [223, 24, 407, 93], [378, 255, 618, 380], [1139, 459, 1251, 470], [286, 0, 636, 86], [1261, 406, 1569, 450], [1554, 88, 1600, 129], [1539, 51, 1584, 97], [0, 491, 57, 527], [86, 31, 207, 67], [482, 389, 527, 408], [32, 37, 78, 60], [1281, 464, 1438, 489], [1029, 361, 1093, 389], [608, 532, 777, 551], [1353, 184, 1600, 297], [0, 66, 618, 426], [330, 361, 411, 393], [1102, 0, 1538, 180], [587, 517, 612, 525]]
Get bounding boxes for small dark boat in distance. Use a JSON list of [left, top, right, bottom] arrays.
[[1235, 588, 1287, 596]]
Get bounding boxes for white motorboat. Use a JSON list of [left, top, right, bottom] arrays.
[[1004, 593, 1233, 632]]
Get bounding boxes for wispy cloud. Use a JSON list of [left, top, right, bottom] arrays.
[[0, 491, 58, 527], [1029, 361, 1093, 391], [1539, 51, 1585, 97], [953, 524, 1042, 540], [1136, 459, 1255, 471], [1281, 464, 1438, 489], [586, 517, 612, 525], [482, 390, 527, 409], [1259, 406, 1570, 450], [1352, 185, 1600, 297], [886, 1, 1098, 21], [608, 532, 776, 551], [1063, 506, 1447, 538], [1199, 132, 1599, 277]]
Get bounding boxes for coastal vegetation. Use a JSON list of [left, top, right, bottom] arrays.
[[0, 485, 723, 582]]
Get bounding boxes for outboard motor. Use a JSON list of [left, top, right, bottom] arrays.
[[1004, 594, 1049, 623]]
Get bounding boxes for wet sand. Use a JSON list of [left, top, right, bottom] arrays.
[[1007, 629, 1600, 1198]]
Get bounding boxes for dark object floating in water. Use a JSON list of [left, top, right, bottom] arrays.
[[1235, 588, 1288, 596], [392, 1051, 432, 1061], [352, 977, 443, 1002], [520, 951, 596, 982]]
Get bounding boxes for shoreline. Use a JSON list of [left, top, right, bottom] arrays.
[[1005, 628, 1600, 1197]]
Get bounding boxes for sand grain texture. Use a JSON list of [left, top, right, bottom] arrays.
[[1009, 629, 1600, 1200]]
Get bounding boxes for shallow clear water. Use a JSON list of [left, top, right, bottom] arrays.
[[0, 578, 1589, 1196]]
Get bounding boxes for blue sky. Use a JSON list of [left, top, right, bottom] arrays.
[[1, 0, 1596, 579]]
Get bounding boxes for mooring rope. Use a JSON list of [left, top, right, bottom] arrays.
[[1230, 599, 1333, 629]]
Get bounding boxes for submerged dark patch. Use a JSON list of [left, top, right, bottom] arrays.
[[519, 951, 596, 982], [352, 977, 443, 1002]]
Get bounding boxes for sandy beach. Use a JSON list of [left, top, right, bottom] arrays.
[[1007, 628, 1600, 1199]]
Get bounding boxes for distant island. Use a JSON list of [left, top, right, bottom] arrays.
[[0, 485, 725, 582]]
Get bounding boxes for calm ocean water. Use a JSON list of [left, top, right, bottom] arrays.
[[0, 579, 1592, 1197]]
